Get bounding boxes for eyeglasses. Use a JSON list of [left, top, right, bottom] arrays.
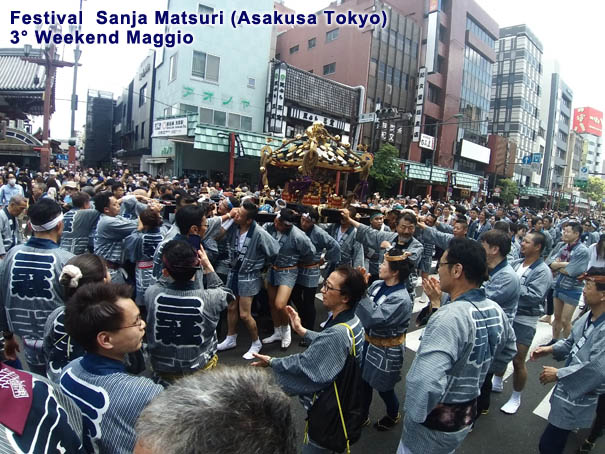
[[116, 314, 144, 330], [437, 261, 457, 269], [322, 281, 342, 293]]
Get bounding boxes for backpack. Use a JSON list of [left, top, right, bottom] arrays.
[[306, 323, 364, 453]]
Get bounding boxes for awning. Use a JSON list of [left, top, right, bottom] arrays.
[[143, 157, 169, 164]]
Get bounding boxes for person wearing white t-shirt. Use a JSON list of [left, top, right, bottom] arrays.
[[587, 236, 605, 269]]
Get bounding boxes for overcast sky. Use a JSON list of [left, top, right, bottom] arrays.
[[1, 0, 603, 139]]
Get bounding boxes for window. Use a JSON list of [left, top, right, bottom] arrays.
[[241, 116, 252, 131], [198, 3, 213, 14], [436, 55, 446, 74], [199, 107, 213, 124], [139, 84, 147, 106], [141, 122, 145, 140], [164, 107, 172, 117], [289, 45, 299, 54], [213, 110, 226, 126], [180, 104, 198, 114], [135, 125, 139, 140], [248, 77, 255, 88], [276, 53, 280, 60], [326, 28, 339, 42], [192, 51, 220, 82], [308, 37, 316, 49], [428, 83, 442, 104], [169, 53, 177, 82], [323, 62, 336, 75], [228, 113, 241, 129], [439, 25, 447, 43]]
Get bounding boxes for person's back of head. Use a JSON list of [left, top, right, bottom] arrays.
[[71, 191, 91, 209], [60, 253, 109, 299], [28, 198, 63, 234], [493, 220, 511, 234], [135, 367, 296, 454], [335, 266, 367, 309], [139, 208, 163, 230], [175, 205, 205, 235], [64, 282, 134, 354], [161, 240, 199, 282]]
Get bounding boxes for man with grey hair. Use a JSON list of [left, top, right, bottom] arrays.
[[134, 367, 296, 454], [0, 195, 27, 257]]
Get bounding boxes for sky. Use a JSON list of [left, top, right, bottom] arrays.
[[1, 0, 603, 139]]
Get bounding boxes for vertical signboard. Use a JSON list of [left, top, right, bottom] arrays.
[[268, 62, 287, 133], [412, 66, 427, 142], [426, 11, 439, 74]]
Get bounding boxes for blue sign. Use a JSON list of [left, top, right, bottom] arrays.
[[522, 155, 531, 165], [56, 154, 68, 161], [532, 153, 541, 163]]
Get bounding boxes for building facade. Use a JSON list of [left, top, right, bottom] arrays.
[[83, 89, 114, 168], [275, 0, 421, 159], [572, 106, 603, 175], [394, 0, 498, 197], [151, 0, 274, 179], [490, 25, 543, 186], [540, 62, 573, 192]]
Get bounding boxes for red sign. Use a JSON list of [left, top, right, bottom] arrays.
[[429, 0, 441, 12], [573, 107, 603, 137]]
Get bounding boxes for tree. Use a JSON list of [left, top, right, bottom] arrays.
[[498, 178, 518, 206], [369, 143, 404, 195], [583, 176, 605, 203]]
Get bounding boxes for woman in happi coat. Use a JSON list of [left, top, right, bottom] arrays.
[[356, 248, 414, 431]]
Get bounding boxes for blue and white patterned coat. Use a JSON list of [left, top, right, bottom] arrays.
[[93, 214, 138, 265], [0, 237, 74, 367], [483, 259, 520, 322], [356, 281, 412, 391], [60, 354, 163, 454], [548, 311, 605, 430], [402, 288, 516, 454], [225, 221, 279, 297], [546, 241, 590, 292], [123, 228, 164, 305], [60, 208, 101, 255], [297, 225, 340, 288], [144, 272, 233, 375]]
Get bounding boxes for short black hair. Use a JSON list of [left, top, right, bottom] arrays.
[[565, 221, 583, 236], [71, 191, 91, 209], [493, 220, 511, 234], [110, 182, 124, 193], [64, 283, 133, 353], [445, 238, 488, 286], [455, 204, 467, 215], [470, 207, 480, 213], [481, 229, 511, 257], [385, 248, 414, 284], [241, 200, 258, 221], [175, 205, 205, 235], [454, 216, 468, 228], [176, 194, 197, 207], [140, 208, 163, 228], [93, 191, 112, 214], [162, 240, 199, 282], [529, 231, 547, 253], [335, 266, 367, 309], [28, 198, 62, 227], [278, 208, 297, 225]]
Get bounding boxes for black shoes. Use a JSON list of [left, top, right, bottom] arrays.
[[374, 413, 402, 431]]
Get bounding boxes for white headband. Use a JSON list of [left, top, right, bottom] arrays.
[[31, 213, 64, 232]]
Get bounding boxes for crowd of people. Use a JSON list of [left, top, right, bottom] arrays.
[[0, 163, 603, 454]]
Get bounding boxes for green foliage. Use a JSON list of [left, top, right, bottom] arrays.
[[498, 178, 518, 206], [583, 176, 605, 202], [368, 144, 404, 194]]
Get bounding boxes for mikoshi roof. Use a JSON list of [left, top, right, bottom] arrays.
[[266, 121, 368, 173]]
